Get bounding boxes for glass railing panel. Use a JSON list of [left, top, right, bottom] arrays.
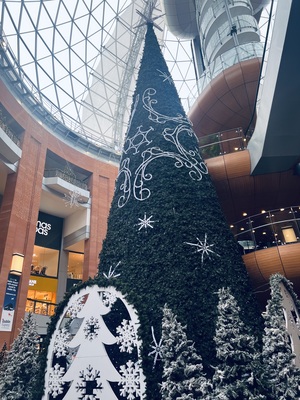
[[198, 128, 247, 159], [233, 206, 300, 253]]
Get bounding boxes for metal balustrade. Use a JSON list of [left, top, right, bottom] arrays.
[[44, 168, 88, 190], [198, 127, 249, 159], [233, 206, 300, 254]]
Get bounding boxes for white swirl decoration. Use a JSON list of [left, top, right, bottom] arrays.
[[116, 88, 208, 208], [142, 87, 189, 125], [117, 158, 131, 208]]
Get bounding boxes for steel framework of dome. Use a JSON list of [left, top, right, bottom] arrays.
[[0, 0, 198, 153]]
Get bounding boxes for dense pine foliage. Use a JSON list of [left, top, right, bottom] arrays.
[[261, 274, 300, 399], [160, 305, 212, 399], [0, 313, 40, 400], [212, 288, 265, 399]]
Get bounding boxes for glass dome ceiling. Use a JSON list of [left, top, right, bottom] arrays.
[[0, 0, 198, 152]]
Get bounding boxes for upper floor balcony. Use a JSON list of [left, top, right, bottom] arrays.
[[43, 168, 90, 204], [232, 206, 300, 294], [0, 108, 22, 165]]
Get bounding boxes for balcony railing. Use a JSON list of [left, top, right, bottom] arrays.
[[198, 127, 249, 159], [0, 117, 21, 147], [233, 206, 300, 254], [197, 42, 264, 93], [44, 168, 88, 190]]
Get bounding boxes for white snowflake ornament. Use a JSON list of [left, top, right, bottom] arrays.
[[100, 290, 117, 308], [75, 364, 103, 399], [83, 316, 100, 341], [119, 360, 142, 400], [185, 233, 220, 264], [137, 213, 156, 231], [48, 363, 65, 398], [63, 189, 82, 208], [103, 262, 121, 279], [148, 326, 163, 368], [66, 296, 86, 319], [116, 319, 138, 353], [53, 328, 71, 358]]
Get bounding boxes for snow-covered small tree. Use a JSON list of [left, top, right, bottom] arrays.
[[0, 342, 7, 373], [261, 274, 300, 399], [212, 287, 264, 399], [0, 313, 40, 400], [160, 305, 212, 399]]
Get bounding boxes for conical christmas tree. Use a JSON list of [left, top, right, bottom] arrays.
[[96, 22, 262, 398]]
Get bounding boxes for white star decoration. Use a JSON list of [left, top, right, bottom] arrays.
[[103, 262, 121, 279], [137, 213, 156, 230], [63, 190, 82, 208], [157, 69, 173, 84], [185, 233, 220, 264], [148, 326, 163, 368]]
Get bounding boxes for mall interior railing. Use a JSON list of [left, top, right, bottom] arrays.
[[0, 115, 21, 147], [44, 168, 88, 190], [198, 128, 249, 159], [233, 206, 300, 254]]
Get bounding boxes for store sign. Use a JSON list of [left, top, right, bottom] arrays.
[[35, 211, 63, 250], [0, 274, 20, 332], [36, 220, 52, 236], [28, 276, 58, 292]]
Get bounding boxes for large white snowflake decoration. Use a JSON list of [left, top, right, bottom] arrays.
[[157, 69, 173, 84], [83, 316, 100, 341], [75, 364, 103, 400], [148, 326, 163, 368], [124, 126, 153, 154], [63, 189, 82, 208], [100, 290, 117, 308], [116, 319, 138, 354], [103, 261, 121, 279], [54, 328, 71, 358], [185, 233, 220, 264], [48, 363, 65, 398], [119, 360, 142, 400], [137, 213, 156, 231], [66, 296, 86, 319]]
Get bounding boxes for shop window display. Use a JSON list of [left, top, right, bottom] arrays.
[[26, 278, 58, 316], [31, 245, 59, 277]]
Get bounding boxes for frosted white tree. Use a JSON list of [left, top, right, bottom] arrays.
[[160, 304, 212, 399], [60, 288, 120, 399], [212, 288, 264, 399], [261, 274, 300, 399], [43, 285, 146, 400], [0, 342, 7, 374], [0, 313, 40, 400]]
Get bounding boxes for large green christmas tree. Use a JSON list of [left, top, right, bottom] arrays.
[[96, 22, 262, 398]]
